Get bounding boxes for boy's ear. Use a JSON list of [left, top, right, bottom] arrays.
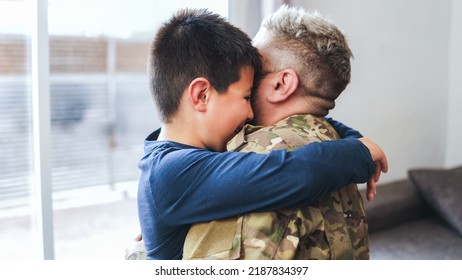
[[267, 68, 299, 103], [188, 78, 210, 112]]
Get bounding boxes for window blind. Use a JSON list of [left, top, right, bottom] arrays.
[[0, 34, 34, 210], [0, 34, 155, 209]]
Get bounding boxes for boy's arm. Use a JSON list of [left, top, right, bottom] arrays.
[[325, 117, 382, 201], [143, 138, 385, 225], [325, 117, 362, 139]]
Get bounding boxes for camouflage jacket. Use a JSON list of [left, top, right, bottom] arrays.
[[183, 114, 369, 260]]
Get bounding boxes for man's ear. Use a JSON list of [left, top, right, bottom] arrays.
[[267, 68, 299, 103], [188, 78, 210, 112]]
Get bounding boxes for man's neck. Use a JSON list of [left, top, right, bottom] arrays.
[[257, 106, 313, 126], [256, 99, 328, 126]]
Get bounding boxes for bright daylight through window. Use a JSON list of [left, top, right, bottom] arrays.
[[0, 0, 228, 260]]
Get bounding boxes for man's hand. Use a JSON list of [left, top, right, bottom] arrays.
[[358, 138, 388, 201], [125, 233, 146, 260], [135, 233, 142, 242]]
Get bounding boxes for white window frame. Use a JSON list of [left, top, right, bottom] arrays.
[[26, 0, 230, 260], [32, 0, 54, 260]]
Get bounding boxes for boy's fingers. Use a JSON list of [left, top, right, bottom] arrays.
[[366, 178, 376, 201], [374, 162, 382, 182], [379, 154, 389, 173]]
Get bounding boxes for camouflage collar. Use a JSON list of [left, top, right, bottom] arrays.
[[227, 114, 319, 151], [273, 114, 316, 128], [227, 124, 263, 151]]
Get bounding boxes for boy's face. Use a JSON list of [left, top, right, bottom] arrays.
[[203, 66, 254, 152], [251, 28, 275, 124], [250, 48, 273, 125]]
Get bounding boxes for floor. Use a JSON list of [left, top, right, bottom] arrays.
[[0, 197, 140, 260]]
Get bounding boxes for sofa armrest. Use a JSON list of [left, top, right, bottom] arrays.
[[360, 179, 433, 232]]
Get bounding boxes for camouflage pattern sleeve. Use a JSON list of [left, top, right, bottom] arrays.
[[184, 114, 369, 260]]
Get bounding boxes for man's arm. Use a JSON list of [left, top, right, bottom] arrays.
[[325, 117, 362, 139], [145, 138, 385, 225]]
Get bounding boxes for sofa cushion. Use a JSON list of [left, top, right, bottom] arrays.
[[360, 179, 432, 232], [369, 216, 462, 259], [408, 166, 462, 236]]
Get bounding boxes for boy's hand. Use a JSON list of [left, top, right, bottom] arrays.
[[358, 138, 388, 201]]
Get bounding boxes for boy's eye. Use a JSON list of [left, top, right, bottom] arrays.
[[244, 96, 251, 101]]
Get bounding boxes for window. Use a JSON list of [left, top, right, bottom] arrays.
[[0, 0, 228, 260], [0, 0, 36, 259]]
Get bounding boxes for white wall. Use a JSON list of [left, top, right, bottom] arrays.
[[446, 0, 462, 168], [230, 0, 460, 183]]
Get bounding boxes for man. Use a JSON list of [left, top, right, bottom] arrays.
[[183, 5, 378, 260], [129, 7, 387, 260]]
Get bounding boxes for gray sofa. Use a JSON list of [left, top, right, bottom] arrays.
[[127, 166, 462, 260], [361, 166, 462, 259]]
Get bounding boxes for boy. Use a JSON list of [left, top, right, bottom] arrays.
[[138, 8, 387, 260], [184, 6, 378, 259]]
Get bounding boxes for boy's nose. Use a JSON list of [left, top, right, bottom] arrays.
[[247, 103, 254, 121]]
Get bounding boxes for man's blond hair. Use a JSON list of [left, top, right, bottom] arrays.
[[260, 5, 353, 97]]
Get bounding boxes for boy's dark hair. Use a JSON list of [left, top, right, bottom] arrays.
[[149, 8, 262, 123]]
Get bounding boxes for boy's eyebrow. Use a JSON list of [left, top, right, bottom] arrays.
[[246, 88, 253, 96]]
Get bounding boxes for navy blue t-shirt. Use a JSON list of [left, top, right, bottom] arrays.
[[137, 119, 373, 259]]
